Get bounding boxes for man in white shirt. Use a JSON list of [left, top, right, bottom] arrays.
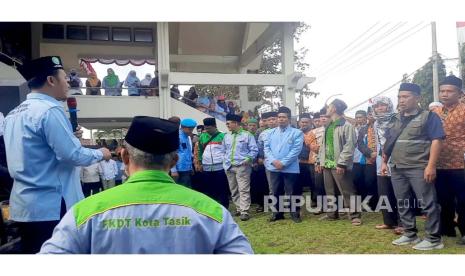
[[80, 163, 102, 197], [99, 157, 118, 190]]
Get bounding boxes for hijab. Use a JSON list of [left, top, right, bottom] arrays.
[[140, 73, 152, 86], [105, 68, 119, 87], [87, 72, 100, 87], [370, 96, 396, 146], [125, 70, 140, 86], [68, 69, 81, 87]]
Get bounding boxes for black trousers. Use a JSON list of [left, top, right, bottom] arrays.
[[191, 170, 204, 193], [299, 163, 314, 202], [17, 198, 66, 254], [353, 163, 378, 210], [82, 181, 103, 197], [269, 172, 301, 218], [436, 169, 465, 237], [309, 164, 326, 199], [377, 176, 399, 227], [202, 170, 230, 209], [251, 165, 270, 208], [177, 171, 192, 188]]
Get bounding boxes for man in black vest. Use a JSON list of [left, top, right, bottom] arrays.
[[382, 83, 445, 251]]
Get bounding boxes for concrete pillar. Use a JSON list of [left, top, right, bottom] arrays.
[[282, 23, 296, 115], [157, 22, 171, 119], [238, 67, 248, 112]]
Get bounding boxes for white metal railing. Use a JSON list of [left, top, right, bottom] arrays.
[[0, 52, 23, 68], [71, 86, 230, 122]]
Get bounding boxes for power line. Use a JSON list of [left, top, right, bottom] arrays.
[[337, 23, 429, 76], [316, 22, 392, 72], [317, 22, 428, 82], [317, 22, 408, 77], [316, 22, 381, 69], [346, 60, 429, 112], [317, 22, 391, 72]]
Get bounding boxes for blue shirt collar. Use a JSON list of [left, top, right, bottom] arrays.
[[27, 92, 63, 106], [279, 124, 291, 132]]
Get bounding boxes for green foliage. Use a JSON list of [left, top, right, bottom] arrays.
[[196, 22, 314, 112], [412, 55, 447, 108], [193, 85, 239, 100]]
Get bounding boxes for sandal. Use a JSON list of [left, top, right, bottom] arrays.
[[393, 226, 404, 235], [375, 224, 394, 230], [351, 218, 362, 226]]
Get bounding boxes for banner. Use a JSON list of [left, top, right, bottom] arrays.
[[79, 59, 96, 76], [457, 22, 465, 44]]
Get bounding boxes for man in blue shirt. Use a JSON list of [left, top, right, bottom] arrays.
[[171, 118, 197, 188], [2, 56, 111, 253], [264, 106, 304, 223], [39, 116, 253, 254]]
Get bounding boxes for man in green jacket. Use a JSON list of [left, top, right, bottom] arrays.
[[40, 116, 253, 254], [316, 99, 361, 225]]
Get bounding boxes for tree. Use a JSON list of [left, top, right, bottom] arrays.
[[195, 22, 313, 114], [412, 55, 447, 108], [248, 22, 316, 114]]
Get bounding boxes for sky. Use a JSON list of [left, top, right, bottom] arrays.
[[297, 21, 461, 116]]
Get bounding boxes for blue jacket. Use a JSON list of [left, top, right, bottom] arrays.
[[3, 92, 103, 222], [264, 125, 303, 173], [172, 131, 193, 172], [222, 129, 258, 170], [39, 170, 253, 254]]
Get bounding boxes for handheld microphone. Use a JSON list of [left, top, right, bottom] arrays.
[[67, 97, 78, 132]]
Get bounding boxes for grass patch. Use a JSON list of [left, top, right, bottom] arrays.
[[233, 207, 464, 254]]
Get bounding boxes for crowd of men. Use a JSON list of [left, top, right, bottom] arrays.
[[1, 55, 464, 253], [166, 76, 465, 251]]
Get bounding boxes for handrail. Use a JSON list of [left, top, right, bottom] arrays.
[[71, 86, 231, 121], [0, 52, 23, 67]]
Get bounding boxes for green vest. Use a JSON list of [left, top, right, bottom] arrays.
[[390, 110, 431, 169]]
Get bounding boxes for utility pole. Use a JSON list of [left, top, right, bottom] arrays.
[[459, 43, 464, 81], [431, 22, 439, 102]]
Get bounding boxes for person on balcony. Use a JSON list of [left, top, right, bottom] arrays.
[[102, 68, 121, 96], [67, 68, 83, 96], [125, 70, 141, 96], [85, 72, 101, 96], [170, 85, 181, 99], [217, 95, 228, 112], [197, 94, 211, 113], [227, 101, 236, 115], [149, 70, 159, 96], [209, 99, 227, 121], [184, 87, 199, 107], [139, 73, 153, 97]]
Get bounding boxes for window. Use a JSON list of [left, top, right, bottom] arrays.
[[112, 27, 131, 42], [43, 24, 64, 39], [90, 26, 110, 41], [134, 28, 153, 42], [66, 25, 87, 40]]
